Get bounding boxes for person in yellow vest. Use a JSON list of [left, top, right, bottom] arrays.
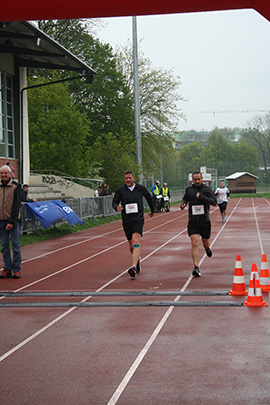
[[161, 182, 171, 211], [151, 181, 161, 212]]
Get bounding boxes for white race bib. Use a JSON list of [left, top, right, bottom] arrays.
[[125, 203, 138, 214], [192, 205, 205, 215], [163, 196, 169, 201]]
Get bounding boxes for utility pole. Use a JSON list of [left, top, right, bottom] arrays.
[[132, 16, 143, 184]]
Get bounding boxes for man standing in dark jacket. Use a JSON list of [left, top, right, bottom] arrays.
[[180, 171, 217, 278], [112, 170, 155, 278], [0, 165, 22, 279]]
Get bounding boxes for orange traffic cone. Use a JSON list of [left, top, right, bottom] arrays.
[[229, 255, 248, 295], [244, 263, 267, 307], [259, 254, 270, 292]]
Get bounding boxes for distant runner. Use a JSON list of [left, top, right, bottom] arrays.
[[215, 180, 230, 223]]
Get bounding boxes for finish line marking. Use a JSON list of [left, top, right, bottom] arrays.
[[0, 301, 243, 307], [0, 290, 229, 297]]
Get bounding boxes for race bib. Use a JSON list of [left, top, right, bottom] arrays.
[[192, 205, 205, 215], [163, 196, 169, 201], [125, 203, 138, 214]]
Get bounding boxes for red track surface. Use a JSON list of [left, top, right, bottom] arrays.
[[0, 198, 269, 404]]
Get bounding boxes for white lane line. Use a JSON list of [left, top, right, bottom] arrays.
[[0, 229, 185, 363], [106, 199, 242, 405], [20, 212, 185, 265], [0, 202, 238, 366], [252, 198, 264, 255]]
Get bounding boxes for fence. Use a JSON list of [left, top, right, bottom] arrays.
[[20, 190, 184, 234]]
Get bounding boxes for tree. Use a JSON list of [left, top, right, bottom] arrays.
[[201, 130, 233, 176], [116, 41, 186, 174], [27, 75, 91, 176], [179, 141, 203, 183], [89, 131, 137, 191], [37, 20, 134, 142], [241, 113, 270, 176], [230, 142, 258, 174]]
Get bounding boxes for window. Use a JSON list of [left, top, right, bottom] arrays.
[[0, 72, 15, 159]]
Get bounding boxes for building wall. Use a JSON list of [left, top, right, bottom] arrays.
[[228, 175, 257, 193]]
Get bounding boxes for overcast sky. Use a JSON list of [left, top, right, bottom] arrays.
[[97, 9, 270, 132]]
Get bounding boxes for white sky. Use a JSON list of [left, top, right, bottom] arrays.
[[97, 9, 270, 132]]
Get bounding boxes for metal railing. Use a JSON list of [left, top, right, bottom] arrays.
[[20, 190, 184, 234]]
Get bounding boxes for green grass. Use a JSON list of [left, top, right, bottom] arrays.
[[230, 193, 270, 199]]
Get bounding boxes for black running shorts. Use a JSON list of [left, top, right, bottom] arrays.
[[188, 220, 211, 239], [123, 220, 144, 241], [218, 202, 227, 213]]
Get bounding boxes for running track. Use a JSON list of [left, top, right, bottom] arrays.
[[0, 198, 269, 404]]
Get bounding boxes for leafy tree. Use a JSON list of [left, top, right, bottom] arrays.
[[38, 20, 134, 142], [27, 75, 91, 176], [230, 142, 258, 174], [179, 142, 203, 179], [116, 41, 186, 174], [241, 113, 270, 174], [89, 131, 137, 191], [201, 130, 233, 175]]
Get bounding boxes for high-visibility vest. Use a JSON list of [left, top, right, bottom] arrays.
[[162, 187, 169, 196], [153, 185, 160, 196]]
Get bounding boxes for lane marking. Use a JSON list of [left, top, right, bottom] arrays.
[[0, 229, 185, 362], [21, 211, 186, 264], [252, 198, 265, 255], [107, 199, 243, 405]]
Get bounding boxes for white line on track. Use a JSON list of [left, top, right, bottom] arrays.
[[106, 198, 243, 404], [252, 198, 264, 255], [0, 200, 241, 382], [0, 215, 186, 362]]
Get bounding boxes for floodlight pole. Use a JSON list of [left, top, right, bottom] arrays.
[[132, 16, 143, 184]]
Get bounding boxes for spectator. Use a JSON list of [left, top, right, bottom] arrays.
[[0, 165, 22, 279], [151, 180, 161, 212], [94, 186, 102, 197], [161, 182, 171, 211], [21, 184, 37, 203], [100, 184, 112, 196], [6, 162, 15, 179]]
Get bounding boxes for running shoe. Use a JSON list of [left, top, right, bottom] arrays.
[[205, 248, 212, 257], [192, 266, 201, 277], [136, 257, 141, 273], [0, 270, 12, 279], [128, 266, 136, 278], [13, 271, 21, 279]]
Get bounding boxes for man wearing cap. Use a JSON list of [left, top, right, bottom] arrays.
[[0, 165, 22, 279]]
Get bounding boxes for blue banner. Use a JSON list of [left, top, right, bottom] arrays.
[[26, 200, 83, 229]]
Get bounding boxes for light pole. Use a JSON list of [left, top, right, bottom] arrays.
[[132, 16, 143, 184]]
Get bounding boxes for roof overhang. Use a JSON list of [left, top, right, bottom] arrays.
[[0, 21, 96, 79], [0, 1, 270, 23]]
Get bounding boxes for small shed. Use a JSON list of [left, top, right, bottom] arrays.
[[225, 172, 258, 194]]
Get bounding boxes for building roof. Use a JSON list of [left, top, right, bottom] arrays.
[[0, 21, 96, 79], [225, 172, 259, 180]]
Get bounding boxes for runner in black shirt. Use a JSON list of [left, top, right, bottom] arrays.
[[112, 170, 155, 277], [180, 171, 217, 277]]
